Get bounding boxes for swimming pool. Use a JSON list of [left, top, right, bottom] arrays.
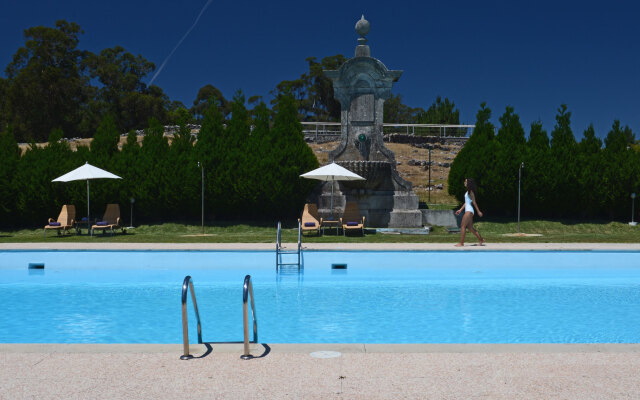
[[1, 250, 639, 344]]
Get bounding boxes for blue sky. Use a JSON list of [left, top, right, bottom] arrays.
[[1, 0, 638, 139]]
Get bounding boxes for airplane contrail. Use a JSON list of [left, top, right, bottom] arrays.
[[148, 0, 214, 86]]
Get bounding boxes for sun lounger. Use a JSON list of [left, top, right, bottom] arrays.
[[91, 204, 125, 236], [43, 205, 76, 236], [299, 203, 322, 236], [340, 202, 365, 236]]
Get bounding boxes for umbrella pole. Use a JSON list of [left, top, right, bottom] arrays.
[[87, 180, 90, 234], [330, 178, 334, 219]]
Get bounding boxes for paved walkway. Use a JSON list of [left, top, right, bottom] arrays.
[[2, 242, 640, 250], [2, 344, 640, 399], [2, 243, 640, 398]]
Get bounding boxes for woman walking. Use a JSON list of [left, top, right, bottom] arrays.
[[455, 178, 484, 246]]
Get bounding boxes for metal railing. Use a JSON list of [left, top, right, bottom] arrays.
[[276, 221, 302, 270], [180, 275, 202, 360], [301, 122, 475, 139], [241, 274, 258, 360]]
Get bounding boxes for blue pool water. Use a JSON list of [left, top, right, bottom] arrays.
[[1, 250, 639, 344]]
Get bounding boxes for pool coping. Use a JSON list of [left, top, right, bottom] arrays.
[[2, 343, 640, 354], [1, 242, 640, 251]]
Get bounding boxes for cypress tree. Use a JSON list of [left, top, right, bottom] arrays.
[[489, 106, 526, 215], [112, 130, 141, 223], [193, 97, 225, 220], [225, 91, 252, 216], [166, 109, 198, 220], [577, 124, 603, 217], [247, 101, 272, 217], [269, 94, 319, 218], [138, 118, 170, 220], [0, 128, 21, 227], [602, 121, 635, 218], [523, 121, 551, 216], [448, 102, 495, 203], [13, 129, 78, 225], [548, 105, 577, 216], [89, 114, 122, 211]]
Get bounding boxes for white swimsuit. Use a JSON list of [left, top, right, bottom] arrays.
[[464, 191, 474, 214]]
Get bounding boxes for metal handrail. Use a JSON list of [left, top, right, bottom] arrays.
[[300, 122, 476, 138], [297, 219, 301, 266], [276, 221, 302, 270], [276, 221, 282, 249], [180, 275, 203, 360], [241, 275, 258, 359]]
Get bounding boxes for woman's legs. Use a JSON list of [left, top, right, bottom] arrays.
[[467, 220, 484, 245], [456, 212, 473, 246]]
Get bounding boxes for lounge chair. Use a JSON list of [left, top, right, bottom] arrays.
[[91, 204, 125, 236], [44, 205, 76, 236], [340, 202, 365, 236], [299, 203, 322, 236]]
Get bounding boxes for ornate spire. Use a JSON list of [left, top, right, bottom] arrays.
[[354, 15, 371, 57]]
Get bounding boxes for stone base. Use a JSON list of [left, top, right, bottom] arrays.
[[421, 210, 459, 227], [388, 210, 423, 228], [314, 187, 422, 228]]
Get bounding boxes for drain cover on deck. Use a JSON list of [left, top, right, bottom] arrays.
[[310, 351, 342, 359]]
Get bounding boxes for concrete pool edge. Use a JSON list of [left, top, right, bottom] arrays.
[[2, 242, 640, 251], [3, 343, 640, 354]]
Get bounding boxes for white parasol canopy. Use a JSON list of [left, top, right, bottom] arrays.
[[52, 162, 122, 231], [300, 162, 364, 218]]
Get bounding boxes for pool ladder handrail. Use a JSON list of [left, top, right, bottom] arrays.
[[241, 274, 259, 359], [276, 220, 302, 270], [180, 275, 203, 360]]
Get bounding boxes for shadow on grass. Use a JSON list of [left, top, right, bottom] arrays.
[[480, 216, 616, 226]]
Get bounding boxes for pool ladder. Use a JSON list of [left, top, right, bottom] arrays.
[[275, 220, 302, 271], [180, 275, 258, 360]]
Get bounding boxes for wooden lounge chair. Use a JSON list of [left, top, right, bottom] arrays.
[[340, 202, 365, 236], [91, 204, 125, 236], [299, 203, 322, 236], [44, 205, 76, 236]]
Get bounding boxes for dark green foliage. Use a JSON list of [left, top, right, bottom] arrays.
[[191, 84, 230, 119], [383, 94, 422, 123], [136, 118, 170, 221], [224, 91, 252, 215], [416, 96, 461, 133], [0, 128, 21, 227], [484, 106, 526, 214], [304, 55, 347, 121], [448, 102, 495, 202], [547, 105, 578, 216], [85, 46, 169, 132], [267, 94, 319, 218], [12, 129, 83, 225], [2, 21, 176, 142], [522, 121, 551, 216], [601, 121, 638, 218], [577, 124, 603, 217], [90, 114, 120, 160], [4, 21, 90, 142], [451, 103, 638, 220], [193, 97, 226, 220]]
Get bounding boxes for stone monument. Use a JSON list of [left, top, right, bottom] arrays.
[[314, 16, 422, 228]]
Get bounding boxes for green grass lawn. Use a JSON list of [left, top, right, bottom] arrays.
[[1, 218, 639, 243]]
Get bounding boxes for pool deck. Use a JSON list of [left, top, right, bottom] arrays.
[[2, 242, 640, 251], [2, 242, 640, 399]]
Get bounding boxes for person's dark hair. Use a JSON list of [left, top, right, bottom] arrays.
[[466, 178, 478, 196]]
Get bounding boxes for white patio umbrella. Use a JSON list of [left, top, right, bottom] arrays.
[[52, 162, 122, 232], [300, 162, 364, 218]]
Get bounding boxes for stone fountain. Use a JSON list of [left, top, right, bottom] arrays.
[[312, 16, 422, 228]]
